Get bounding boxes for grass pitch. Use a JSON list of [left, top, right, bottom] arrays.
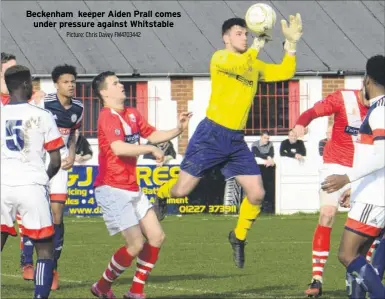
[[1, 213, 372, 298]]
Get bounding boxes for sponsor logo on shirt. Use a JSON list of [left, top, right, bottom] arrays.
[[344, 125, 359, 136], [124, 133, 140, 144]]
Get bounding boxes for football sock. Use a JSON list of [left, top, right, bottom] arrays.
[[234, 197, 261, 241], [311, 225, 332, 283], [371, 238, 385, 280], [98, 246, 134, 293], [53, 223, 64, 270], [130, 243, 160, 294], [347, 255, 385, 299], [23, 235, 35, 265], [366, 239, 380, 262], [34, 259, 54, 298]]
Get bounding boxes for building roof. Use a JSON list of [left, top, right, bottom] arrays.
[[1, 0, 384, 76]]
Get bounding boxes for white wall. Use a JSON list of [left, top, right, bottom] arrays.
[[189, 78, 211, 139], [147, 79, 178, 154], [40, 79, 56, 94], [345, 76, 363, 89]]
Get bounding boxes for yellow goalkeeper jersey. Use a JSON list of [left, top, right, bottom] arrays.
[[206, 48, 296, 130]]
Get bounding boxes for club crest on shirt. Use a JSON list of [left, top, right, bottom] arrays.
[[129, 114, 136, 122], [71, 114, 77, 123], [115, 129, 121, 136]]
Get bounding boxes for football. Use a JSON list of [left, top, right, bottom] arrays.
[[245, 3, 277, 35]]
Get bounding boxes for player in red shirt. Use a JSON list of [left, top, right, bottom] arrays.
[[90, 71, 192, 299], [293, 89, 368, 297], [1, 52, 17, 106]]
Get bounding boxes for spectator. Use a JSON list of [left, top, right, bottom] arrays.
[[143, 141, 176, 166], [280, 129, 306, 162], [319, 126, 332, 156], [251, 131, 275, 167], [75, 131, 93, 163]]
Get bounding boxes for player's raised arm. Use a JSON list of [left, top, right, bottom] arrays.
[[257, 13, 302, 82], [146, 112, 192, 144], [294, 91, 341, 137]]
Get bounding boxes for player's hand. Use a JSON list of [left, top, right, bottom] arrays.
[[321, 174, 350, 193], [293, 124, 306, 138], [177, 112, 193, 132], [31, 90, 46, 104], [295, 153, 303, 160], [281, 13, 302, 53], [151, 146, 165, 166], [251, 36, 266, 55], [61, 155, 75, 170], [339, 188, 351, 208]]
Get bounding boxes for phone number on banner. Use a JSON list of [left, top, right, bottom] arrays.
[[178, 205, 237, 214]]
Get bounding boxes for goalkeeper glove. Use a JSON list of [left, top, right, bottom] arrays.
[[250, 31, 272, 56], [281, 13, 303, 54]]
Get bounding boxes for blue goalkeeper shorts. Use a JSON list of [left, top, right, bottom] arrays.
[[180, 118, 261, 180]]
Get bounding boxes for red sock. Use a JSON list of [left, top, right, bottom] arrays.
[[311, 225, 332, 282], [366, 239, 380, 262], [98, 246, 134, 293], [130, 243, 160, 294]]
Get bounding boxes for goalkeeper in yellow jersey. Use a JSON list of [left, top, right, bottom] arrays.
[[155, 15, 303, 268]]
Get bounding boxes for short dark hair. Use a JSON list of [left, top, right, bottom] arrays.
[[222, 18, 247, 36], [92, 71, 115, 101], [366, 55, 385, 87], [4, 65, 31, 94], [1, 52, 16, 64], [261, 130, 270, 136], [51, 64, 77, 83]]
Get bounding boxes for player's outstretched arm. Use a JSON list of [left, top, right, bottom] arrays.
[[257, 13, 302, 82], [294, 92, 339, 137], [146, 112, 192, 144], [281, 13, 303, 55], [111, 141, 159, 157]]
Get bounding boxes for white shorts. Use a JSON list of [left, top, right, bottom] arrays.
[[49, 168, 68, 203], [319, 163, 351, 207], [95, 185, 153, 236], [1, 185, 54, 240], [345, 201, 385, 237]]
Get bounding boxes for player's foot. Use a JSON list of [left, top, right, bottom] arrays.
[[153, 195, 167, 221], [123, 291, 146, 299], [91, 282, 116, 299], [51, 270, 59, 290], [304, 279, 323, 297], [228, 230, 246, 269], [22, 264, 34, 281]]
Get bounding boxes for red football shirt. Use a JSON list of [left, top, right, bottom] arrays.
[[1, 92, 37, 106], [1, 93, 10, 105], [296, 89, 368, 167], [94, 107, 156, 191]]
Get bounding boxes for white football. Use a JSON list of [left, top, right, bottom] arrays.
[[245, 3, 277, 35]]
